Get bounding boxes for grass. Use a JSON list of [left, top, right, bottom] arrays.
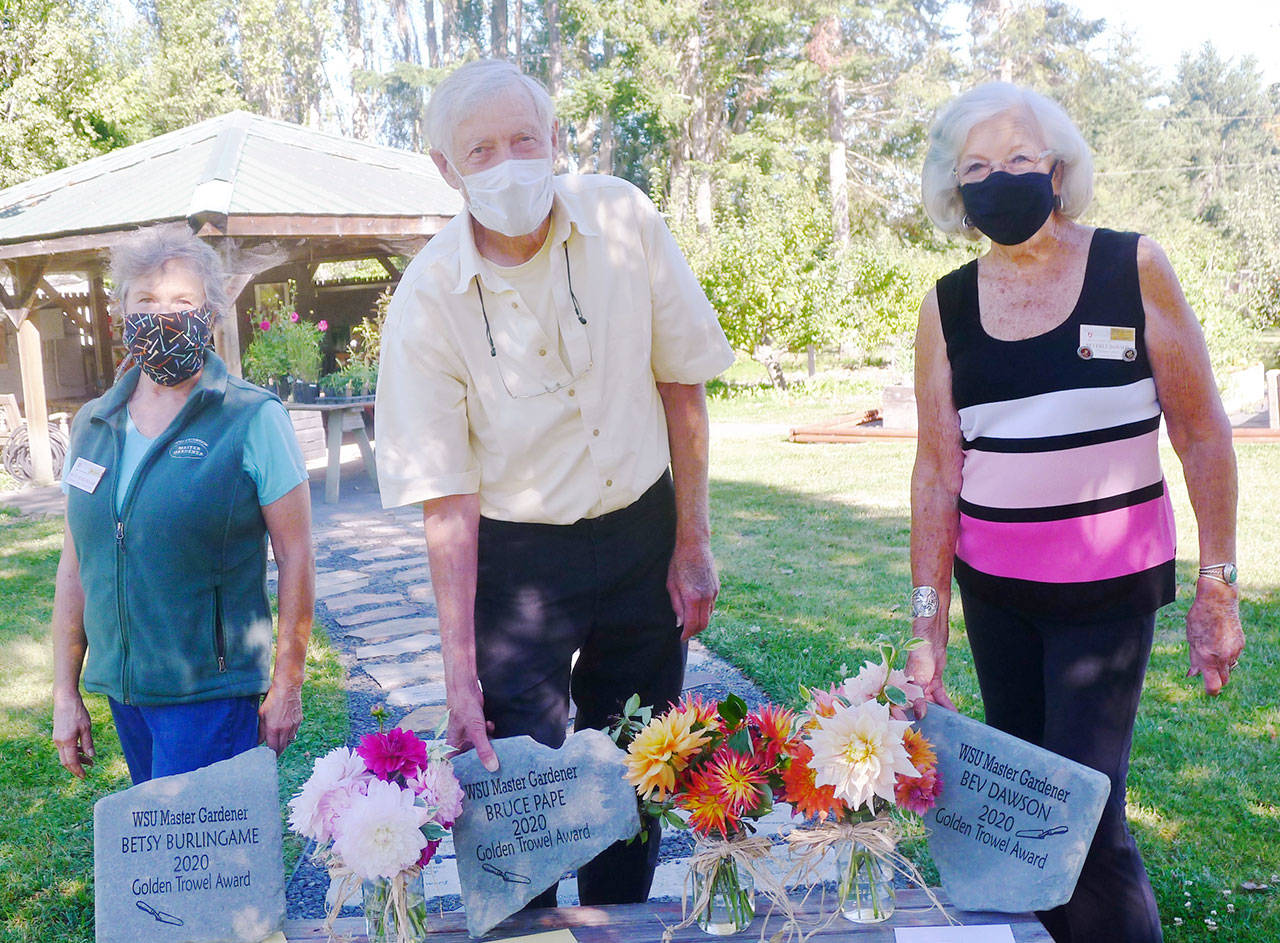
[[699, 418, 1280, 942], [0, 507, 349, 943]]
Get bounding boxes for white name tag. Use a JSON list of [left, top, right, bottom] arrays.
[[64, 457, 107, 493], [1078, 324, 1137, 361]]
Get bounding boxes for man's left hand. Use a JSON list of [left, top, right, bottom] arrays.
[[668, 538, 719, 641], [259, 683, 304, 754], [1186, 579, 1245, 695]]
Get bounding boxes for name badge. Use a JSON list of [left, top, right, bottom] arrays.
[[64, 457, 107, 493], [1078, 324, 1137, 361]]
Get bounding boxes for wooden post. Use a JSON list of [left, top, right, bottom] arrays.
[[1268, 368, 1279, 430], [89, 267, 115, 389], [5, 260, 54, 484], [17, 317, 54, 484], [217, 273, 253, 379]]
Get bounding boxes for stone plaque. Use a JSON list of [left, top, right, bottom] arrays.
[[918, 709, 1111, 913], [93, 746, 285, 943], [452, 730, 641, 938]]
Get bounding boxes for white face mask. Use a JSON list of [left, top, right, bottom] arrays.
[[454, 157, 555, 237]]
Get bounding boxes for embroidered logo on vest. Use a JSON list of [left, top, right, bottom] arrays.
[[169, 437, 210, 459]]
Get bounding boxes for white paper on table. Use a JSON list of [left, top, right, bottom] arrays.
[[492, 931, 577, 943], [895, 925, 1016, 943]]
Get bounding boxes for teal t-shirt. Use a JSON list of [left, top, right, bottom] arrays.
[[66, 400, 307, 512]]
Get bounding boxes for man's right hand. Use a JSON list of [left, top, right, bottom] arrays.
[[448, 682, 499, 772]]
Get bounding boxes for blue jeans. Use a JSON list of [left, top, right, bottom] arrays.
[[108, 695, 261, 784]]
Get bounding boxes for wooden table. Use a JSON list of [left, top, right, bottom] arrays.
[[284, 890, 1052, 941], [284, 398, 376, 504]]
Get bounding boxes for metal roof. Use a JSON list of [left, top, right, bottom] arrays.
[[0, 111, 462, 246]]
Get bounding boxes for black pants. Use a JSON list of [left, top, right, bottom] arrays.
[[961, 592, 1164, 943], [475, 473, 684, 906]]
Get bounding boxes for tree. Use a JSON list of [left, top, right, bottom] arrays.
[[0, 0, 133, 186]]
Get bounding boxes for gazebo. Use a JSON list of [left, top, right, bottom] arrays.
[[0, 110, 461, 483]]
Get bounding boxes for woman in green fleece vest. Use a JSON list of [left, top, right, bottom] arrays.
[[50, 227, 316, 784]]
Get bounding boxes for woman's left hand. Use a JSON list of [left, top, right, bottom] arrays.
[[259, 683, 304, 754], [1186, 580, 1244, 695]]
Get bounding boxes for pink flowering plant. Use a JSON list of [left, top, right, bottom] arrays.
[[289, 711, 462, 941]]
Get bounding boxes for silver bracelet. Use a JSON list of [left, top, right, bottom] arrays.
[[910, 586, 940, 619]]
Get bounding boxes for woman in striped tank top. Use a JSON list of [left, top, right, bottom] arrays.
[[906, 83, 1244, 942]]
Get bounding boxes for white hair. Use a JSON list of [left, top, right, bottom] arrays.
[[922, 82, 1094, 238], [109, 225, 229, 320], [425, 59, 556, 162]]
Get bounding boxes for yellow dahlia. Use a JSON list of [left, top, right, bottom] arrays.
[[624, 709, 712, 800]]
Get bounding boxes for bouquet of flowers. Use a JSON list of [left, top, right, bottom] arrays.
[[288, 716, 463, 943], [780, 635, 949, 928], [614, 692, 801, 937]]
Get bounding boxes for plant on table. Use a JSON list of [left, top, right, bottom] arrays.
[[613, 692, 801, 937], [242, 303, 324, 397], [287, 712, 461, 943]]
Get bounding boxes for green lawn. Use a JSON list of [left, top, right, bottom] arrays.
[[0, 509, 349, 943], [700, 420, 1280, 942]]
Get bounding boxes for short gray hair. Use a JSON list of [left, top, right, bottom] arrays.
[[922, 82, 1094, 238], [109, 225, 230, 320], [425, 59, 556, 162]]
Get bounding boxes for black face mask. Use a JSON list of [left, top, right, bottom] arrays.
[[959, 169, 1056, 246], [123, 305, 213, 386]]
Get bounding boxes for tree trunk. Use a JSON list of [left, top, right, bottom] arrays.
[[575, 112, 599, 171], [545, 0, 567, 168], [423, 0, 439, 67], [391, 0, 419, 62], [598, 116, 615, 175], [828, 72, 849, 248], [514, 0, 523, 67], [491, 0, 508, 57], [343, 0, 372, 140], [753, 340, 788, 390], [440, 0, 456, 62]]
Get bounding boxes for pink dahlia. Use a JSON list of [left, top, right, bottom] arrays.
[[357, 728, 429, 783]]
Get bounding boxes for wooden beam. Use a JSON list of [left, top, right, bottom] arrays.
[[17, 317, 55, 484], [1, 259, 48, 328], [0, 221, 190, 261], [376, 255, 401, 278]]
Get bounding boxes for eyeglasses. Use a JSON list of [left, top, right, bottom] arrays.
[[475, 243, 592, 399], [954, 149, 1054, 185]]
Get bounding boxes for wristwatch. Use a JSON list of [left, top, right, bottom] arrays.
[[1198, 563, 1238, 585], [910, 586, 940, 619]]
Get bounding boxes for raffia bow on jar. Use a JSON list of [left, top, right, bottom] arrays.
[[773, 635, 958, 940]]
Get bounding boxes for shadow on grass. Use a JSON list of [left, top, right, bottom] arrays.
[[701, 476, 1279, 942]]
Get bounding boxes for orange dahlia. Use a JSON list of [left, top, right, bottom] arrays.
[[704, 747, 767, 817], [780, 741, 846, 822], [678, 769, 738, 838], [747, 703, 799, 769]]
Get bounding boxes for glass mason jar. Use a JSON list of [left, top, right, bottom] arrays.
[[835, 840, 896, 923], [693, 851, 756, 935], [362, 872, 430, 943]]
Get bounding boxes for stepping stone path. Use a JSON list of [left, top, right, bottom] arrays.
[[288, 479, 804, 916]]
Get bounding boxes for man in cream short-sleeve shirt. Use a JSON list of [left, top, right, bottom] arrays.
[[375, 59, 734, 905]]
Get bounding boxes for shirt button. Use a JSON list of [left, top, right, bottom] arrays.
[[538, 348, 547, 357], [510, 301, 518, 309], [567, 388, 575, 397], [592, 429, 599, 437], [605, 479, 613, 487]]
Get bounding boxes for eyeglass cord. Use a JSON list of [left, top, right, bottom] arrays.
[[476, 244, 586, 358]]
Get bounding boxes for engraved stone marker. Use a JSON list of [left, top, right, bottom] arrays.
[[918, 709, 1111, 913], [93, 746, 285, 943], [452, 730, 641, 937]]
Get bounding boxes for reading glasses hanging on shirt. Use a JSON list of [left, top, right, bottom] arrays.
[[475, 243, 593, 399]]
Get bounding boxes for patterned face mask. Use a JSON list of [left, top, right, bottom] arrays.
[[122, 305, 214, 386]]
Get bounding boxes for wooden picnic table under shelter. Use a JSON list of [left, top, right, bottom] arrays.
[[0, 110, 461, 484]]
